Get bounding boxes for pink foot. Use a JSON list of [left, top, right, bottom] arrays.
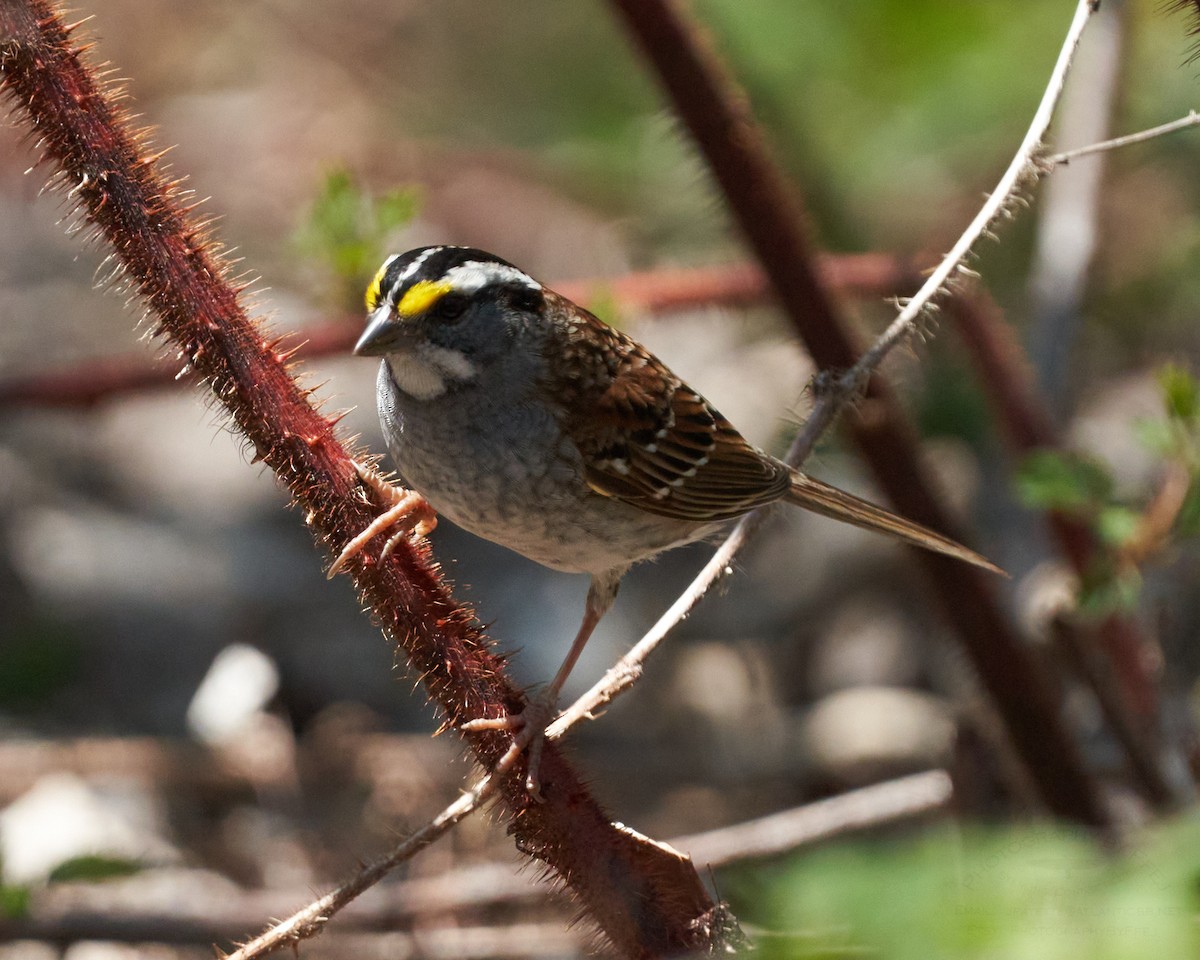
[[328, 461, 437, 578], [462, 692, 559, 799]]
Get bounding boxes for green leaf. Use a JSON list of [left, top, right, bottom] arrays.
[[0, 886, 30, 919], [1015, 450, 1112, 514], [1096, 506, 1141, 548], [0, 617, 81, 710], [47, 855, 145, 884], [582, 285, 623, 328], [292, 167, 420, 309], [1176, 480, 1200, 537], [376, 188, 420, 233], [1159, 364, 1200, 423], [917, 356, 991, 449], [738, 821, 1200, 960], [1133, 417, 1177, 458], [1078, 567, 1142, 617]]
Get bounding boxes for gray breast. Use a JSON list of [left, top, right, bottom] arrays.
[[374, 361, 715, 574]]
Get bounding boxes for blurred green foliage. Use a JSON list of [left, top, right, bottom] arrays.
[[917, 354, 994, 451], [292, 167, 419, 310], [0, 617, 81, 711], [737, 819, 1200, 960], [0, 883, 29, 920], [1159, 363, 1200, 422], [1018, 450, 1116, 515], [399, 3, 1190, 239], [47, 855, 145, 885], [386, 1, 1091, 256], [577, 285, 624, 329], [360, 0, 1200, 397], [1015, 363, 1200, 613]]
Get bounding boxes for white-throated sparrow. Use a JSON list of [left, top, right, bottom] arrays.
[[331, 245, 1000, 794]]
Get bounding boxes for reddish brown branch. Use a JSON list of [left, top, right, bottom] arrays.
[[606, 0, 1110, 828], [1049, 615, 1173, 809], [0, 253, 913, 409], [560, 250, 914, 312], [0, 4, 722, 955], [945, 289, 1174, 808], [0, 316, 357, 408], [945, 292, 1163, 712]]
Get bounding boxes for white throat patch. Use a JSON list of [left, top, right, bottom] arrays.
[[386, 343, 478, 400]]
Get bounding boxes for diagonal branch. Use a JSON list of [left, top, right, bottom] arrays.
[[0, 3, 723, 955], [604, 0, 1110, 828], [855, 0, 1098, 372], [224, 776, 497, 960], [945, 289, 1176, 809], [1045, 109, 1200, 166]]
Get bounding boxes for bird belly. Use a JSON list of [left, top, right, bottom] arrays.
[[377, 365, 713, 574]]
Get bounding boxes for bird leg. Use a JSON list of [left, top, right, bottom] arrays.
[[462, 569, 623, 799], [327, 461, 437, 578]]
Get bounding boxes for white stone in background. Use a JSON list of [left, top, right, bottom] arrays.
[[670, 641, 789, 777], [799, 686, 955, 785], [8, 504, 228, 609], [48, 864, 239, 914], [0, 774, 177, 885], [0, 942, 57, 960], [186, 643, 280, 746], [808, 602, 920, 696], [672, 642, 759, 723]]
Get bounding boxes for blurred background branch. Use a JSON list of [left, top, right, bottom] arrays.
[[605, 0, 1108, 827]]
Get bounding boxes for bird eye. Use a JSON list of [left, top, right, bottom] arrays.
[[435, 293, 469, 321], [509, 287, 544, 312]]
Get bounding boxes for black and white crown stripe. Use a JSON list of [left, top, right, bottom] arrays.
[[379, 246, 541, 313], [441, 261, 541, 295]]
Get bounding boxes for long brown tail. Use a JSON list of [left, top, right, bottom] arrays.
[[786, 471, 1005, 576]]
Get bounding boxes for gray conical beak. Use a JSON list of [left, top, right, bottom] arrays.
[[353, 306, 401, 357]]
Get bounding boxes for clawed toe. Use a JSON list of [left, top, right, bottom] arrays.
[[462, 695, 558, 799], [328, 461, 437, 578]]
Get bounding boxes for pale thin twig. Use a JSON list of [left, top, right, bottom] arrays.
[[0, 773, 952, 948], [855, 0, 1097, 376], [676, 770, 953, 867], [224, 775, 496, 960], [551, 0, 1100, 741], [1045, 110, 1200, 167]]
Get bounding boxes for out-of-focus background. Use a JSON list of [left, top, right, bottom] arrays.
[[2, 1, 1200, 957]]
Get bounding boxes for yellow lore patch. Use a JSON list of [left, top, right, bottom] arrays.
[[364, 259, 393, 312], [397, 280, 454, 318]]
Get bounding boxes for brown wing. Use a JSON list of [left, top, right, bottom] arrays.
[[543, 298, 789, 522]]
